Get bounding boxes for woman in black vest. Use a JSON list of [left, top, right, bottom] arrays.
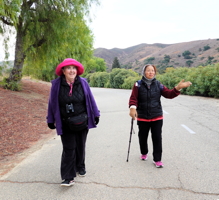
[[129, 64, 192, 168]]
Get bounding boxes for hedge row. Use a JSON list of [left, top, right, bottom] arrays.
[[85, 63, 219, 98], [85, 68, 141, 89], [156, 63, 219, 98]]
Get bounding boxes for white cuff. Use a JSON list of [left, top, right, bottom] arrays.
[[130, 105, 137, 109]]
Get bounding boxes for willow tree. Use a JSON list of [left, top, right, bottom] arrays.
[[0, 0, 98, 89]]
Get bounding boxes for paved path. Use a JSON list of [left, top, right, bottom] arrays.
[[1, 88, 219, 200]]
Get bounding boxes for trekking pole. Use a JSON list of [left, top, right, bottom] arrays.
[[126, 118, 134, 162]]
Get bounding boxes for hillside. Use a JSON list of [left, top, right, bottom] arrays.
[[94, 38, 219, 73]]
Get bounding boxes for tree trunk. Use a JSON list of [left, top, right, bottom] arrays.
[[8, 25, 26, 82]]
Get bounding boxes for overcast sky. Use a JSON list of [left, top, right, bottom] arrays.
[[90, 0, 219, 49], [1, 0, 219, 60]]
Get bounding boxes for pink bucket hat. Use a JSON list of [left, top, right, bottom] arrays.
[[55, 58, 84, 76]]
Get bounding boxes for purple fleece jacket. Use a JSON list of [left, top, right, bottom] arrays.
[[47, 76, 100, 135]]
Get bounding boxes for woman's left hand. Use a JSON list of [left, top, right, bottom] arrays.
[[175, 79, 192, 91], [95, 117, 99, 125]]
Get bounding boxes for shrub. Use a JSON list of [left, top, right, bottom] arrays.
[[182, 51, 192, 59], [186, 60, 193, 67], [156, 67, 182, 89], [97, 72, 109, 87], [122, 76, 141, 89], [195, 65, 213, 96], [89, 72, 99, 87], [144, 57, 155, 64], [82, 64, 219, 98], [209, 63, 219, 97], [164, 55, 171, 63], [109, 68, 123, 88], [206, 56, 214, 65], [85, 73, 92, 83], [113, 69, 138, 89], [0, 77, 22, 91], [184, 67, 202, 96], [203, 45, 210, 51]]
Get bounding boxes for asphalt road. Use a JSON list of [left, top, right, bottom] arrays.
[[1, 87, 219, 200]]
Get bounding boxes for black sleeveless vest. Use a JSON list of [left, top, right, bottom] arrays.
[[137, 79, 163, 119]]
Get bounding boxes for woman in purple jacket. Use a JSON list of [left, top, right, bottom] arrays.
[[47, 58, 100, 186]]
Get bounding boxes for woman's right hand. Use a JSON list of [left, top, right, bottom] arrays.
[[175, 79, 192, 91], [129, 108, 137, 120]]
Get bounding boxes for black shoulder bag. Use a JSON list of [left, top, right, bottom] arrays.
[[66, 113, 88, 131]]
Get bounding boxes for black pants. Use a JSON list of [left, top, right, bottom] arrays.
[[60, 127, 88, 180], [138, 120, 163, 162]]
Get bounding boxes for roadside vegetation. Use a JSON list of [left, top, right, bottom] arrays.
[[85, 63, 219, 98]]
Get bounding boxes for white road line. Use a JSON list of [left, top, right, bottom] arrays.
[[181, 124, 196, 134], [163, 110, 169, 114]]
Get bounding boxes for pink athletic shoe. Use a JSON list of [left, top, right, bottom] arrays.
[[153, 161, 163, 168], [140, 154, 148, 160]]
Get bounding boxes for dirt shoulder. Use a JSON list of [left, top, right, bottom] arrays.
[[0, 78, 55, 176]]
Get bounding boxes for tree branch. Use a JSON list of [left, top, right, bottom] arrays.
[[26, 0, 37, 9], [33, 38, 47, 48], [25, 37, 47, 55], [38, 18, 49, 22]]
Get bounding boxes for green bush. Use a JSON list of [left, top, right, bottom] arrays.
[[109, 68, 123, 88], [121, 76, 141, 89], [196, 66, 211, 96], [84, 73, 92, 83], [195, 65, 218, 97], [182, 51, 192, 59], [0, 77, 22, 91], [113, 69, 137, 89], [209, 64, 219, 97], [157, 64, 219, 98], [184, 67, 201, 95], [164, 55, 170, 63], [86, 64, 219, 98], [87, 68, 140, 89], [144, 57, 155, 64], [104, 80, 111, 88], [203, 45, 210, 51], [89, 72, 99, 87], [186, 60, 193, 67], [157, 67, 187, 89], [97, 72, 109, 87]]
